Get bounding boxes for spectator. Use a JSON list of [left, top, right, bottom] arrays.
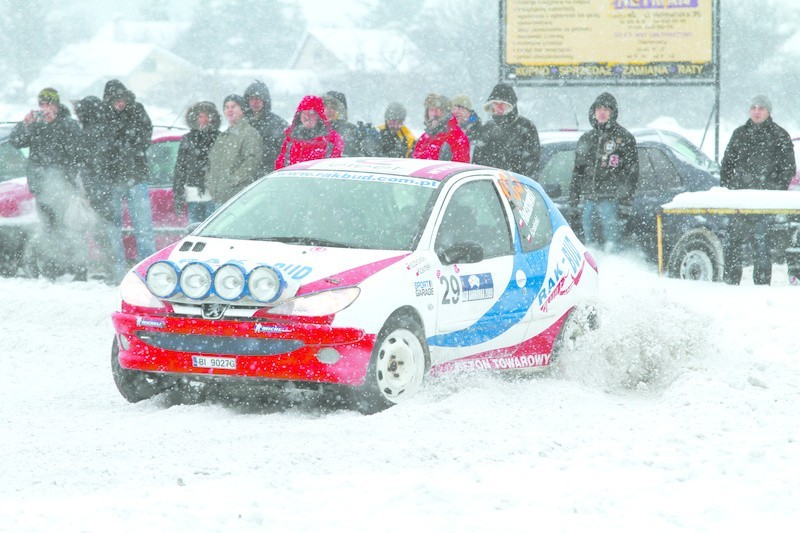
[[451, 94, 482, 149], [101, 79, 155, 270], [473, 82, 539, 176], [720, 95, 796, 285], [376, 102, 415, 158], [74, 95, 119, 281], [173, 101, 221, 224], [9, 87, 86, 279], [412, 93, 469, 163], [321, 90, 378, 157], [244, 80, 287, 176], [275, 95, 344, 169], [205, 95, 263, 205], [568, 92, 638, 252]]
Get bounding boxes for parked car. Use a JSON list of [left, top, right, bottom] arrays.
[[0, 126, 188, 277], [111, 158, 600, 412], [537, 129, 720, 273]]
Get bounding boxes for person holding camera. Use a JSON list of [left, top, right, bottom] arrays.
[[9, 87, 86, 279]]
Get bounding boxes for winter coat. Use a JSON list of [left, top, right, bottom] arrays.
[[569, 93, 639, 205], [412, 115, 470, 163], [74, 96, 115, 221], [721, 117, 796, 191], [275, 96, 344, 169], [377, 124, 416, 158], [472, 83, 539, 176], [205, 118, 263, 204], [100, 80, 153, 186], [9, 104, 82, 195], [173, 102, 221, 205], [244, 80, 288, 176]]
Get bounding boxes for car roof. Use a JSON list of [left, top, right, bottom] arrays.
[[282, 157, 491, 182]]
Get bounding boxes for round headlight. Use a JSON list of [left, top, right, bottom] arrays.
[[213, 263, 247, 301], [247, 266, 284, 303], [145, 261, 180, 298], [180, 262, 213, 299]]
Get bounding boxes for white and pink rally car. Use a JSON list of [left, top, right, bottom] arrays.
[[111, 157, 599, 411]]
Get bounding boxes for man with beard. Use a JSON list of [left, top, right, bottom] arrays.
[[472, 82, 539, 176], [720, 95, 796, 285], [412, 93, 469, 162]]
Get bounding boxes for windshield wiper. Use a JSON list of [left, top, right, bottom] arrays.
[[250, 236, 353, 248]]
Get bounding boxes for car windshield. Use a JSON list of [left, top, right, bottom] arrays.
[[198, 170, 439, 251], [635, 130, 719, 174]]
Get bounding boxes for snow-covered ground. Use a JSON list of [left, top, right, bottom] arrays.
[[1, 252, 798, 531]]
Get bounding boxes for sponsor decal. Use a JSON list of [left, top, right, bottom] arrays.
[[460, 273, 494, 302], [405, 257, 430, 276], [273, 262, 313, 280], [136, 317, 165, 328], [255, 323, 288, 334], [537, 236, 585, 312], [414, 280, 434, 297], [448, 353, 551, 372], [276, 170, 439, 188], [609, 154, 620, 168]]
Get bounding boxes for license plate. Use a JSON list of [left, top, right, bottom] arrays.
[[192, 355, 237, 370]]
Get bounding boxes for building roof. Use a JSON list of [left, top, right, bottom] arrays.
[[291, 28, 421, 73]]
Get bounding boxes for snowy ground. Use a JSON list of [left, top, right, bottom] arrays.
[[1, 253, 798, 532]]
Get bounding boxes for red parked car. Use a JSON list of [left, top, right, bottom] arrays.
[[0, 125, 188, 277]]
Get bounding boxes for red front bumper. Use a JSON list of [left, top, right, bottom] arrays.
[[112, 312, 376, 386]]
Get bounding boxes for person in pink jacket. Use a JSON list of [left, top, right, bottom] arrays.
[[275, 95, 344, 169], [412, 93, 470, 163]]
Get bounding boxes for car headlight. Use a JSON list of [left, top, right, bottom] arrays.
[[118, 270, 166, 311], [268, 287, 360, 317], [180, 262, 213, 299], [145, 261, 180, 298], [214, 263, 247, 301], [248, 266, 284, 303]]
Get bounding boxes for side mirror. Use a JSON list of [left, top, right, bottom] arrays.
[[440, 241, 485, 265]]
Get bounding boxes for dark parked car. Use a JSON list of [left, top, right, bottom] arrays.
[[537, 129, 719, 272], [0, 125, 188, 277]]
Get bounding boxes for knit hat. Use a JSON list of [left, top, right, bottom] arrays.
[[750, 95, 772, 114], [385, 102, 407, 122], [38, 87, 60, 105], [452, 94, 473, 111], [223, 94, 247, 111]]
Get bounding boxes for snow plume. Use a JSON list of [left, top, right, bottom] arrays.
[[552, 252, 713, 392]]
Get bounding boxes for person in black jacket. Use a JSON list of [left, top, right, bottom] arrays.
[[244, 80, 287, 177], [10, 87, 86, 279], [720, 95, 796, 285], [473, 83, 540, 176], [100, 80, 155, 273], [568, 92, 639, 252], [173, 101, 221, 224], [322, 90, 379, 157]]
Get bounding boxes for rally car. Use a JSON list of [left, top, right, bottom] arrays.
[[111, 158, 599, 411]]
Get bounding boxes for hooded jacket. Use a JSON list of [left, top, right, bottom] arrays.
[[74, 96, 116, 221], [472, 83, 540, 177], [9, 103, 82, 194], [205, 107, 263, 204], [100, 79, 153, 186], [173, 101, 222, 205], [244, 80, 289, 175], [569, 92, 639, 204], [721, 116, 796, 191], [275, 95, 344, 169]]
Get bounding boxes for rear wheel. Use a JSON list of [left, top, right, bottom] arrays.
[[551, 304, 597, 363], [352, 315, 429, 414], [111, 337, 177, 402], [667, 228, 723, 282]]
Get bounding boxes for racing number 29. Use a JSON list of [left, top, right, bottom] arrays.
[[440, 275, 460, 305]]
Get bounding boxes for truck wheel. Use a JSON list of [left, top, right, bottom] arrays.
[[667, 228, 723, 282]]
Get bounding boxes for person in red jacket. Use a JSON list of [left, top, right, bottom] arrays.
[[412, 93, 470, 163], [275, 95, 344, 169]]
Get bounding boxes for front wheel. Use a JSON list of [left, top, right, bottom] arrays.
[[352, 315, 429, 414], [111, 337, 177, 402], [667, 228, 723, 282]]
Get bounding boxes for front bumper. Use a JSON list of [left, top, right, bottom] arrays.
[[112, 312, 376, 386]]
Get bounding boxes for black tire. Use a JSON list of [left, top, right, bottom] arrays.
[[667, 228, 723, 282], [351, 314, 429, 414], [551, 304, 597, 363], [111, 337, 177, 403]]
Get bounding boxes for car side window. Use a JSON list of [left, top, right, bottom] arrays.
[[638, 147, 682, 192], [538, 148, 575, 199], [148, 140, 180, 188], [508, 183, 553, 253], [434, 180, 513, 260]]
